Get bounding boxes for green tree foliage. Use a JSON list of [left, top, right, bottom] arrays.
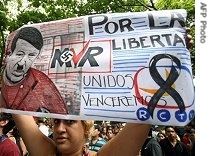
[[155, 0, 195, 74], [0, 0, 195, 74], [0, 0, 9, 65]]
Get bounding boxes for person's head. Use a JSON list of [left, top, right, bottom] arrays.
[[185, 127, 192, 136], [101, 127, 107, 135], [113, 124, 120, 135], [91, 124, 101, 138], [165, 126, 178, 141], [4, 26, 43, 85], [52, 119, 93, 155], [106, 127, 114, 140], [37, 118, 46, 126], [157, 132, 166, 142], [0, 113, 15, 135], [189, 128, 195, 142]]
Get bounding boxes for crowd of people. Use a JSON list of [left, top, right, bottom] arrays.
[[0, 112, 195, 156], [84, 121, 195, 156]]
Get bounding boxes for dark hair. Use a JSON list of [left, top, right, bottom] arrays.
[[94, 124, 100, 130], [185, 127, 192, 133], [11, 27, 43, 52], [0, 113, 15, 134], [165, 126, 174, 131], [0, 113, 12, 121], [165, 126, 179, 134], [148, 128, 153, 137], [12, 127, 21, 138]]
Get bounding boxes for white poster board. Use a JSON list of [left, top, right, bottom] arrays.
[[0, 9, 195, 126]]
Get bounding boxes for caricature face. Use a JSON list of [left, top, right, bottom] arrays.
[[4, 39, 40, 85]]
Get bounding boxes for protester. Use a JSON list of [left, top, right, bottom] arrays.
[[156, 132, 166, 143], [12, 114, 150, 156], [182, 126, 193, 153], [89, 125, 106, 152], [140, 128, 163, 156], [0, 113, 20, 156], [159, 126, 190, 156], [189, 128, 195, 156], [11, 127, 29, 156], [83, 142, 96, 156], [99, 126, 107, 140]]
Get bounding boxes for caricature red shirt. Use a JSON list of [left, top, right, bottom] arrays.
[[1, 68, 68, 114]]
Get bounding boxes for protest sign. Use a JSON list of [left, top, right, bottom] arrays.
[[0, 9, 195, 126]]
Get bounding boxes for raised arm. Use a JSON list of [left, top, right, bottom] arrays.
[[19, 137, 29, 156], [98, 123, 151, 156], [12, 114, 56, 156]]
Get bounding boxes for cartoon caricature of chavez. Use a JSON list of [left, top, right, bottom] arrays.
[[0, 26, 68, 114]]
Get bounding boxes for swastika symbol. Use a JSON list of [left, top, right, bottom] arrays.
[[60, 50, 73, 62]]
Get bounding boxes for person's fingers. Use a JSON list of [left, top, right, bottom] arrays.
[[186, 34, 194, 50], [186, 27, 191, 33]]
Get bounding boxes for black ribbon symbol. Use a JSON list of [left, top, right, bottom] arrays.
[[148, 54, 185, 118]]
